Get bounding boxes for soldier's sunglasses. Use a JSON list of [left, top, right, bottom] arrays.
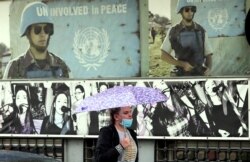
[[183, 6, 196, 13], [33, 25, 53, 35]]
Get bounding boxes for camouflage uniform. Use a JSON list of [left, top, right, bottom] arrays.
[[3, 50, 70, 79], [2, 2, 70, 79]]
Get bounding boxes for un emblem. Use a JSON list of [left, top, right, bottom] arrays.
[[208, 8, 228, 31], [73, 27, 110, 70]]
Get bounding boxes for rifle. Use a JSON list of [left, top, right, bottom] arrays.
[[171, 65, 206, 76]]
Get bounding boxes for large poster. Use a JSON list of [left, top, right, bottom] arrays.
[[5, 0, 140, 79], [1, 0, 250, 79], [0, 0, 249, 140], [148, 0, 250, 77], [0, 78, 248, 139]]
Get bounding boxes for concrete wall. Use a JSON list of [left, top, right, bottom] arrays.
[[64, 138, 155, 162]]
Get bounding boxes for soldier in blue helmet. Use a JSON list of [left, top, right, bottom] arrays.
[[3, 1, 71, 79], [161, 0, 213, 76]]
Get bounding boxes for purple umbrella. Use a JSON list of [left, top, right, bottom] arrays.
[[74, 86, 167, 113]]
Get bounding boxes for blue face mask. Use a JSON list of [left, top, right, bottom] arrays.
[[121, 119, 133, 128]]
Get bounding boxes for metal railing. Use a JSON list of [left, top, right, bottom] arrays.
[[0, 138, 64, 162], [155, 140, 250, 162]]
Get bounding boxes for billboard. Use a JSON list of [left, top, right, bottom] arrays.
[[5, 0, 140, 79], [148, 0, 250, 77], [1, 0, 249, 79], [0, 78, 248, 139], [0, 0, 249, 140]]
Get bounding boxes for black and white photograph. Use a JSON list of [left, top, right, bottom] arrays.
[[0, 79, 247, 139]]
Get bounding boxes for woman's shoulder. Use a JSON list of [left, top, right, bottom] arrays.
[[99, 125, 117, 138], [41, 116, 50, 126], [42, 116, 50, 121], [100, 124, 115, 132]]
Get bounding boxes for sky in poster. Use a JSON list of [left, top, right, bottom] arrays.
[[0, 1, 11, 47], [148, 0, 171, 19]]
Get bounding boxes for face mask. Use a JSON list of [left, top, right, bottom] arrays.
[[121, 119, 133, 128]]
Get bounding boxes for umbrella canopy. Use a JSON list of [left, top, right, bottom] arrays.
[[75, 86, 167, 113], [0, 150, 59, 162]]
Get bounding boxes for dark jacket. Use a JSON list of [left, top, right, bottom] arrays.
[[40, 116, 75, 135], [95, 124, 138, 162]]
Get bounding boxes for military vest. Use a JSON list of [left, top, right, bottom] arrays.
[[169, 22, 205, 66]]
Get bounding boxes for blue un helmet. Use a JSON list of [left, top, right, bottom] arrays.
[[176, 0, 196, 14], [20, 1, 53, 37]]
